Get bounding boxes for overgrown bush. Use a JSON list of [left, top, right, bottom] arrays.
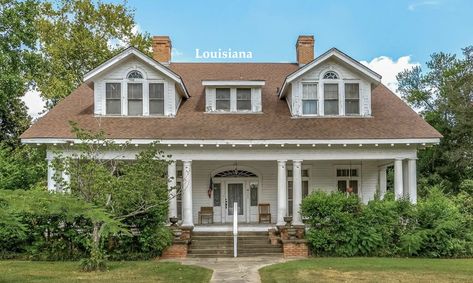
[[0, 188, 172, 262], [301, 188, 473, 258]]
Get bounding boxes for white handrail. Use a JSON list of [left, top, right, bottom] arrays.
[[233, 202, 238, 258]]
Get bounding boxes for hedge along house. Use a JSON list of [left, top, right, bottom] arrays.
[[21, 36, 441, 255]]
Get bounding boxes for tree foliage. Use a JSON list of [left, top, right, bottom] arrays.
[[0, 0, 40, 146], [0, 144, 46, 190], [35, 0, 152, 104], [397, 47, 473, 193], [50, 122, 172, 267]]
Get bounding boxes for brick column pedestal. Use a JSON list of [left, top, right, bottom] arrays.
[[281, 239, 309, 258], [161, 239, 189, 259]]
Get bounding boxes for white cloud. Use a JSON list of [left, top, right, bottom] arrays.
[[361, 55, 420, 95], [408, 1, 440, 11], [21, 90, 46, 119]]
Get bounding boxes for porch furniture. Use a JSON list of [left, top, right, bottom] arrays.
[[258, 203, 271, 223], [198, 207, 214, 224]]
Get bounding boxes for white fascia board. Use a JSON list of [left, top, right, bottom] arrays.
[[279, 48, 382, 98], [22, 138, 440, 146], [202, 80, 266, 86], [83, 47, 189, 98]]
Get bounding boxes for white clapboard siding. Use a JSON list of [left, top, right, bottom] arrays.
[[94, 56, 180, 116], [188, 160, 380, 224], [293, 58, 372, 116]]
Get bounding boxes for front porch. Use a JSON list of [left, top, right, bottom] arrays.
[[167, 157, 418, 228]]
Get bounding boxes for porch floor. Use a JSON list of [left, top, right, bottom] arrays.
[[193, 223, 275, 232]]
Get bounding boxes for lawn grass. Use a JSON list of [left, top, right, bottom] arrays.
[[259, 257, 473, 283], [0, 260, 212, 283]]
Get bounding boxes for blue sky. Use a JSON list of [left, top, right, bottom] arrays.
[[122, 0, 472, 64], [24, 0, 473, 117]]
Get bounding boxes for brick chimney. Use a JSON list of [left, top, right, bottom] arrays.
[[152, 36, 172, 64], [296, 35, 315, 65]]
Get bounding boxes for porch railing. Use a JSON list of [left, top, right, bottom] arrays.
[[233, 202, 238, 257]]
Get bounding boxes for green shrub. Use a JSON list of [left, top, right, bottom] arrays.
[[301, 189, 473, 258]]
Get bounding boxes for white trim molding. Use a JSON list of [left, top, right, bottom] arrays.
[[83, 47, 189, 98], [279, 48, 382, 99], [202, 80, 265, 86]]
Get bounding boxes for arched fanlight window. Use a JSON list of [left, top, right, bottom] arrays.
[[127, 70, 144, 79], [213, 169, 257, 178], [323, 71, 339, 79]]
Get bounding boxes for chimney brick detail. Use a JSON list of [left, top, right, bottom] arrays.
[[296, 35, 315, 65], [152, 36, 172, 63]]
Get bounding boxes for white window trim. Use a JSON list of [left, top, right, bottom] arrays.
[[147, 79, 166, 116], [297, 69, 365, 117], [344, 80, 362, 116], [320, 70, 343, 116], [103, 80, 123, 116], [102, 75, 167, 117], [300, 81, 319, 116], [334, 165, 362, 196], [209, 86, 259, 113]]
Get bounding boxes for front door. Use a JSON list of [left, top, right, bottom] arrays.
[[226, 183, 245, 222]]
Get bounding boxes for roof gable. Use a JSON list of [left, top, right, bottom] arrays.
[[279, 48, 382, 98], [83, 47, 189, 98]]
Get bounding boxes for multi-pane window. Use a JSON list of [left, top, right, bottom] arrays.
[[149, 83, 164, 115], [287, 168, 310, 216], [324, 83, 339, 115], [213, 183, 221, 207], [336, 168, 359, 195], [250, 183, 258, 206], [345, 83, 360, 115], [302, 83, 318, 115], [105, 83, 121, 115], [216, 88, 231, 110], [127, 83, 143, 115], [237, 88, 252, 111]]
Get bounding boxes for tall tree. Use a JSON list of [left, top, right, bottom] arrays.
[[397, 47, 473, 193], [36, 0, 151, 105], [0, 0, 40, 146]]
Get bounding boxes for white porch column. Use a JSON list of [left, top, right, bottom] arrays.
[[167, 162, 178, 219], [292, 160, 303, 225], [47, 158, 57, 192], [379, 166, 387, 199], [277, 160, 287, 225], [394, 159, 404, 200], [182, 160, 194, 227], [408, 158, 417, 204]]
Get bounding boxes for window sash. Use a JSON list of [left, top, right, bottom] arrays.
[[128, 83, 143, 116], [149, 83, 164, 115], [302, 100, 317, 115], [237, 88, 251, 111], [345, 83, 360, 115], [324, 83, 339, 115], [105, 83, 121, 115], [216, 88, 231, 110]]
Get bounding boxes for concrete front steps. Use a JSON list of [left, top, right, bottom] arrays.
[[188, 231, 282, 258]]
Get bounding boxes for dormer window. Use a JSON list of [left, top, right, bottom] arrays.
[[236, 88, 252, 111], [216, 88, 231, 111], [203, 81, 264, 113], [302, 83, 317, 115]]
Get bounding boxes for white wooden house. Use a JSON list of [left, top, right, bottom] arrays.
[[21, 35, 441, 230]]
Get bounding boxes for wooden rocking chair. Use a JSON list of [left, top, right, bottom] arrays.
[[198, 207, 214, 224], [258, 203, 271, 223]]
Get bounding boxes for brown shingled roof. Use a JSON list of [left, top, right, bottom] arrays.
[[21, 63, 441, 141]]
